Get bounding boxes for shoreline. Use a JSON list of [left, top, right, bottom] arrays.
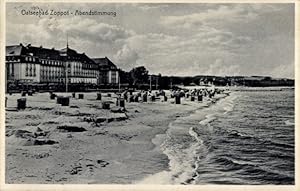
[[136, 93, 229, 184]]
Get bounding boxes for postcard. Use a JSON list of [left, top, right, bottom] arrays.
[[0, 1, 298, 191]]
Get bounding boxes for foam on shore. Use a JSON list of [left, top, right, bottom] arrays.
[[137, 93, 234, 184]]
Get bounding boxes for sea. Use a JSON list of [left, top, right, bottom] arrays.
[[143, 88, 295, 185]]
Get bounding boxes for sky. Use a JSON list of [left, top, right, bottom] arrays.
[[6, 3, 295, 78]]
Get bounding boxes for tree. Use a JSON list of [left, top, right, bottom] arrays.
[[119, 69, 131, 84], [129, 66, 149, 85]]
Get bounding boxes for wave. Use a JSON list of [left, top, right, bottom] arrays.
[[284, 120, 295, 126], [211, 155, 294, 184], [137, 122, 205, 184], [239, 165, 294, 184], [222, 95, 237, 114], [221, 128, 294, 150], [198, 93, 237, 126], [199, 114, 216, 126], [214, 157, 248, 171], [262, 140, 294, 149], [227, 130, 254, 139]]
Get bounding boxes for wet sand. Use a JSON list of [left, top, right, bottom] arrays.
[[5, 91, 226, 184]]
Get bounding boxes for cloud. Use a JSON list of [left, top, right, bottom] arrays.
[[7, 16, 133, 44], [109, 29, 250, 76], [161, 5, 258, 29], [113, 44, 139, 70], [6, 16, 134, 57], [270, 62, 294, 79], [204, 59, 241, 76], [133, 4, 169, 11], [161, 4, 282, 30], [6, 3, 294, 78], [199, 29, 252, 51], [6, 19, 53, 43], [58, 18, 133, 43]]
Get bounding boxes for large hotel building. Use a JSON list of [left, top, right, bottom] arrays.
[[5, 43, 119, 88]]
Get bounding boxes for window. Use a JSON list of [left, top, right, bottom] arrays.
[[33, 64, 36, 77], [11, 64, 14, 76], [29, 64, 32, 77], [25, 64, 28, 76], [111, 71, 117, 83]]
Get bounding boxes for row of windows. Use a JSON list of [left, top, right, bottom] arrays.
[[40, 77, 97, 84], [70, 78, 97, 83], [25, 63, 36, 77], [41, 77, 64, 82], [25, 56, 36, 62], [83, 64, 98, 69], [23, 56, 65, 66], [25, 69, 36, 77], [6, 57, 20, 62], [41, 66, 63, 72], [73, 69, 98, 77], [24, 56, 65, 66], [7, 57, 99, 69], [41, 59, 64, 66], [41, 70, 63, 76], [41, 74, 61, 79]]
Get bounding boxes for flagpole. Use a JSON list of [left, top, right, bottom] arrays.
[[118, 72, 121, 93], [66, 62, 68, 93], [66, 33, 69, 93], [150, 75, 152, 91]]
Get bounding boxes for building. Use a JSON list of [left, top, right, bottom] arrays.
[[6, 43, 99, 86], [92, 57, 119, 85], [60, 46, 98, 84]]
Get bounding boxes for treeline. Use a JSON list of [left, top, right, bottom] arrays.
[[119, 66, 294, 89]]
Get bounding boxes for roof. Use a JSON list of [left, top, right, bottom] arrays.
[[243, 76, 267, 81], [6, 44, 96, 65], [6, 45, 24, 56], [6, 44, 62, 60], [92, 57, 117, 69], [28, 46, 62, 60]]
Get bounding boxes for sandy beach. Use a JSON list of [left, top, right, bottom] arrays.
[[5, 91, 227, 184]]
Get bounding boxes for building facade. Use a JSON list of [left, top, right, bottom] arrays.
[[93, 57, 119, 85], [60, 47, 98, 84], [6, 44, 99, 86]]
